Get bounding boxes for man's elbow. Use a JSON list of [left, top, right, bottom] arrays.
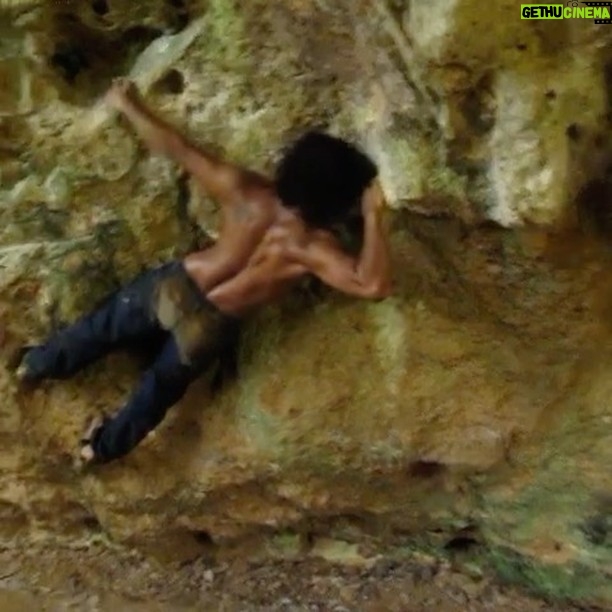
[[165, 133, 189, 160], [365, 279, 393, 300]]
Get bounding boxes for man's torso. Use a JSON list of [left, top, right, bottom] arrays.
[[183, 177, 319, 317]]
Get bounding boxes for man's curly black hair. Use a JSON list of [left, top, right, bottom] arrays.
[[275, 131, 378, 228]]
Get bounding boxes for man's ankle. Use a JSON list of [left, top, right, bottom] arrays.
[[6, 346, 42, 391], [76, 416, 107, 471]]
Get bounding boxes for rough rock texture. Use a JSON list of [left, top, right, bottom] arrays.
[[0, 0, 611, 607], [0, 544, 585, 611]]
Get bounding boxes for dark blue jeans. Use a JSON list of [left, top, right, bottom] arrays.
[[22, 261, 239, 463]]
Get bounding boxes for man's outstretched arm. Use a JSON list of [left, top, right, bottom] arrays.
[[290, 180, 393, 299], [105, 78, 245, 205]]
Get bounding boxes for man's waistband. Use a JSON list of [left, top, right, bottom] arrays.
[[152, 260, 240, 364], [156, 260, 225, 317]]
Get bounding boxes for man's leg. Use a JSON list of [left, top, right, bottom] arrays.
[[86, 335, 205, 463], [18, 265, 175, 382]]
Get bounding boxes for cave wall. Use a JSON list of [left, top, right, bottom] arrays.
[[0, 0, 611, 605]]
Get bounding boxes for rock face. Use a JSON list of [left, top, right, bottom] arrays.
[[0, 0, 611, 605]]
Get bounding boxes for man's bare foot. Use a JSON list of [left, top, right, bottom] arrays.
[[76, 416, 104, 470], [6, 345, 29, 371], [6, 345, 40, 391]]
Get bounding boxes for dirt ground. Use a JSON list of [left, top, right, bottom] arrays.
[[0, 543, 596, 612]]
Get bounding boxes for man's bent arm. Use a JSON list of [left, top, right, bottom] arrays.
[[355, 181, 392, 297], [290, 181, 393, 299], [107, 79, 243, 205]]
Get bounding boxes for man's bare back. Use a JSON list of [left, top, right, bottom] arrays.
[[184, 182, 311, 316], [106, 79, 392, 318]]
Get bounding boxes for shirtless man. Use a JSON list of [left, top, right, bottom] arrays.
[[13, 78, 392, 466]]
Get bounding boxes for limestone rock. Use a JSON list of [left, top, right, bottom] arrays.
[[0, 0, 611, 607]]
